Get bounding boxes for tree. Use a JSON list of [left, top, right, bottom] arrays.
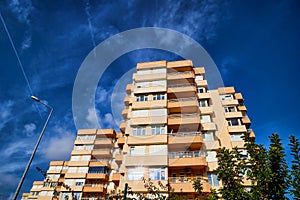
[[193, 178, 203, 199], [215, 147, 250, 200], [243, 131, 270, 199], [205, 189, 219, 200], [289, 135, 300, 199], [267, 133, 289, 199]]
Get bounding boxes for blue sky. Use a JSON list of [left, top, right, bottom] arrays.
[[0, 0, 299, 199]]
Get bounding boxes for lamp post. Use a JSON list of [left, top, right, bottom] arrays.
[[13, 96, 53, 200]]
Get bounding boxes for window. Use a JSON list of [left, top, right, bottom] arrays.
[[227, 119, 240, 126], [136, 95, 148, 102], [128, 167, 145, 180], [199, 100, 208, 107], [151, 125, 165, 135], [132, 110, 149, 117], [150, 109, 167, 116], [78, 167, 88, 173], [231, 133, 243, 141], [195, 75, 204, 80], [221, 94, 233, 100], [71, 156, 80, 161], [206, 151, 217, 162], [152, 93, 165, 100], [224, 106, 236, 112], [197, 87, 206, 93], [81, 155, 91, 161], [149, 145, 167, 155], [75, 179, 85, 186], [201, 115, 211, 123], [239, 149, 248, 159], [77, 135, 95, 141], [74, 145, 93, 151], [203, 131, 214, 141], [132, 126, 146, 136], [51, 182, 57, 187], [149, 168, 166, 180], [88, 166, 108, 174], [43, 182, 50, 187], [207, 173, 219, 186], [130, 146, 146, 156]]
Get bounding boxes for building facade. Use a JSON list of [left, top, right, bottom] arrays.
[[22, 60, 253, 200]]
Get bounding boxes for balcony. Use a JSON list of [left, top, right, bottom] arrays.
[[168, 132, 203, 150], [89, 160, 110, 167], [94, 138, 113, 147], [237, 105, 247, 111], [199, 106, 213, 114], [92, 149, 112, 158], [123, 180, 167, 192], [167, 97, 199, 113], [127, 134, 168, 145], [134, 86, 166, 94], [224, 111, 243, 118], [126, 84, 132, 94], [201, 122, 216, 131], [111, 173, 121, 183], [167, 84, 196, 97], [221, 99, 239, 106], [195, 80, 208, 87], [169, 151, 207, 167], [234, 93, 244, 102], [133, 73, 166, 82], [122, 108, 128, 119], [197, 92, 211, 100], [96, 129, 116, 138], [132, 100, 166, 109], [119, 121, 127, 132], [169, 177, 210, 193], [65, 173, 86, 179], [118, 137, 125, 147], [68, 160, 89, 167], [131, 116, 167, 125], [193, 67, 205, 75], [167, 71, 194, 81], [71, 150, 92, 155], [125, 155, 167, 166], [218, 87, 235, 94], [78, 129, 97, 135], [86, 173, 108, 180], [228, 125, 247, 133], [168, 114, 200, 126], [124, 95, 130, 106], [83, 184, 105, 193], [241, 117, 251, 124], [74, 138, 94, 145], [115, 153, 123, 165], [137, 60, 166, 70], [231, 140, 245, 148], [167, 60, 193, 71]]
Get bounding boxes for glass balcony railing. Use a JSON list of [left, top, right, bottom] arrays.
[[168, 132, 202, 137], [168, 97, 197, 102], [168, 151, 205, 159]]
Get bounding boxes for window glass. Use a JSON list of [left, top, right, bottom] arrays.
[[152, 93, 165, 101], [136, 81, 150, 88], [207, 173, 219, 186], [152, 80, 166, 87], [201, 115, 211, 123], [132, 126, 146, 136], [67, 167, 77, 173], [230, 134, 243, 141], [130, 146, 146, 156], [199, 100, 208, 107], [150, 109, 167, 116], [136, 95, 148, 102], [151, 125, 165, 135], [197, 87, 206, 93], [137, 69, 151, 75], [128, 167, 145, 180], [78, 167, 88, 173], [149, 145, 167, 155], [227, 119, 240, 126], [149, 168, 166, 180], [195, 75, 204, 80], [152, 68, 166, 74], [133, 110, 149, 117], [71, 156, 80, 161], [224, 106, 236, 112], [206, 151, 217, 162], [88, 166, 108, 174], [221, 94, 233, 100]]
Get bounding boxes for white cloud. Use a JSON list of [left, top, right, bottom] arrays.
[[23, 122, 36, 136], [103, 113, 117, 128], [41, 126, 75, 160], [96, 87, 111, 104], [86, 108, 100, 128]]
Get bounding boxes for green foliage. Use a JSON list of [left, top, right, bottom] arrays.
[[267, 133, 289, 199], [215, 147, 250, 200], [288, 135, 300, 199], [205, 189, 219, 200], [193, 178, 203, 199]]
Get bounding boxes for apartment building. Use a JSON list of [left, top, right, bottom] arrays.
[[22, 60, 253, 200]]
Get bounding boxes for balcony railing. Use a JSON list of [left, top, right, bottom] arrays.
[[168, 83, 196, 88], [168, 176, 204, 183], [168, 97, 197, 102], [84, 183, 105, 188], [168, 113, 199, 118], [168, 132, 202, 137], [90, 159, 110, 163], [169, 151, 205, 159], [167, 71, 194, 75]]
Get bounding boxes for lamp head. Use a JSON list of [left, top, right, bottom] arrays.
[[31, 96, 40, 102]]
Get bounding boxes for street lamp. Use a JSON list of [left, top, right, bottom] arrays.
[[13, 96, 53, 200]]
